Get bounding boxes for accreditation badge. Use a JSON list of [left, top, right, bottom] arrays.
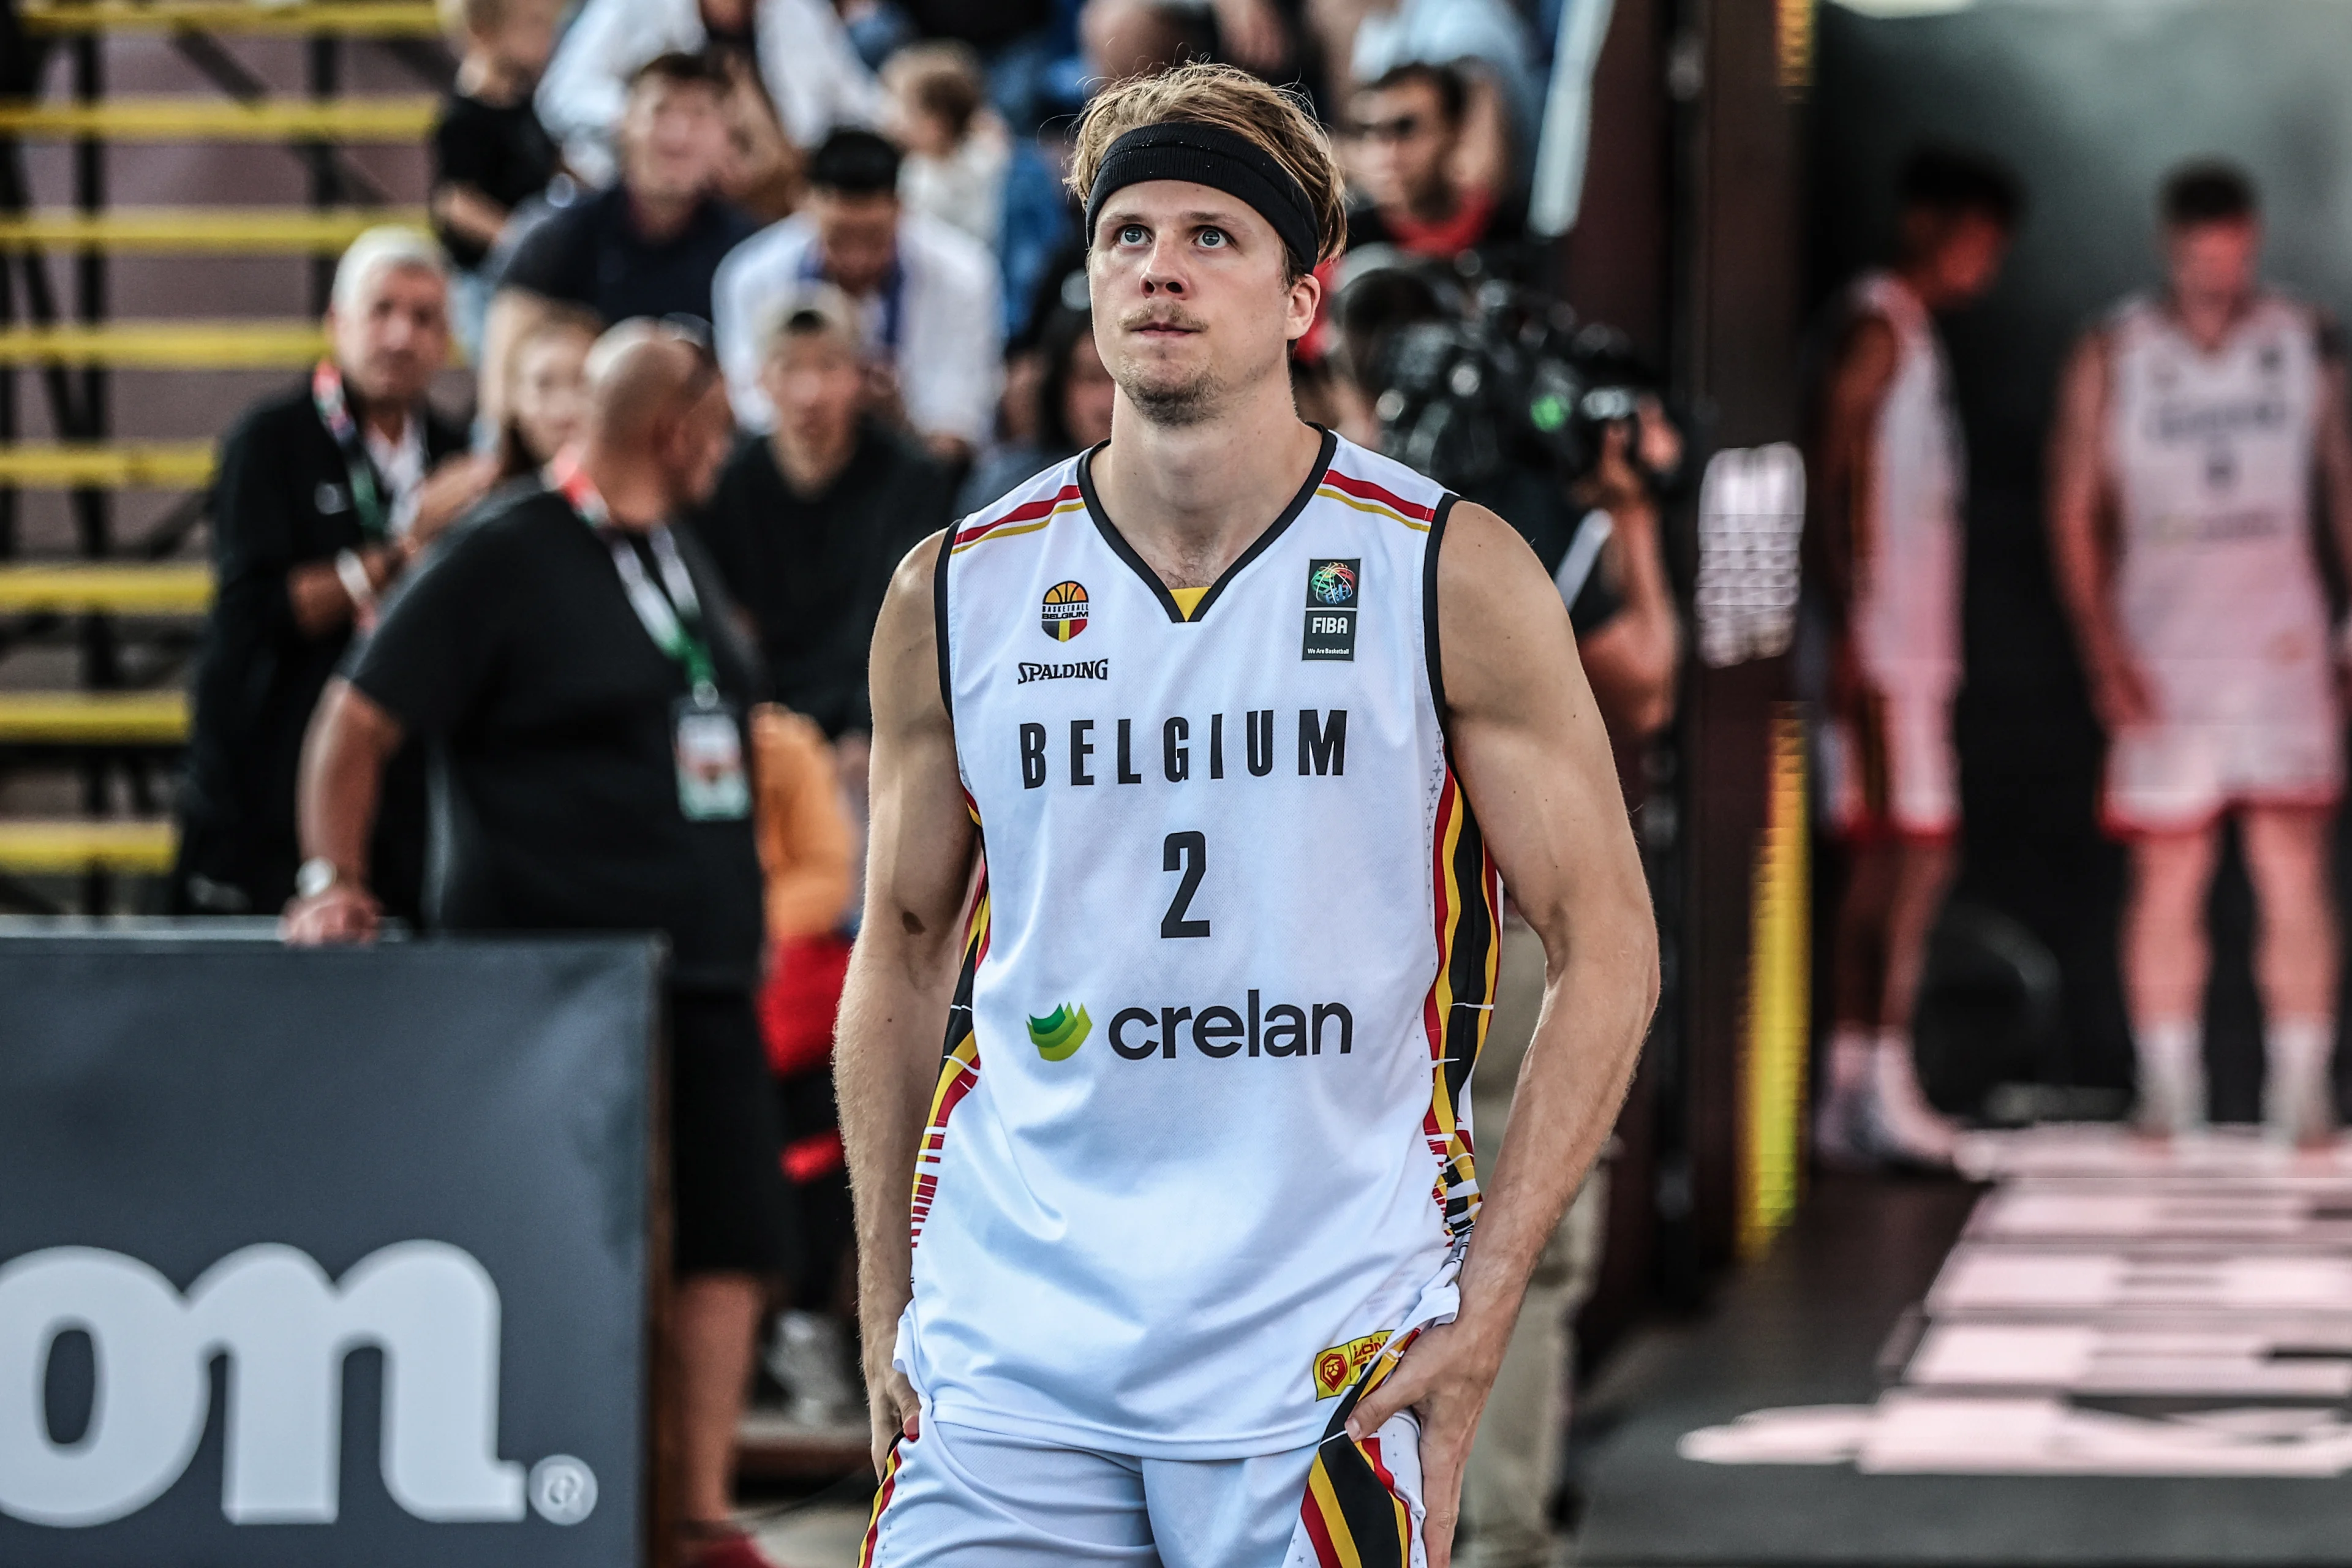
[[672, 696, 750, 821]]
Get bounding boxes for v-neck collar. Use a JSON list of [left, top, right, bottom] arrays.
[[1076, 425, 1338, 624]]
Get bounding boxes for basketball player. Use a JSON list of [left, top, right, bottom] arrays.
[[1810, 148, 2021, 1167], [834, 62, 1657, 1567], [2049, 162, 2352, 1144]]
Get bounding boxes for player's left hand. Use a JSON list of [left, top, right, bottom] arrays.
[[1343, 1316, 1507, 1568]]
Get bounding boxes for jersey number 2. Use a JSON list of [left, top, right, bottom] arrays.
[[1161, 831, 1210, 939]]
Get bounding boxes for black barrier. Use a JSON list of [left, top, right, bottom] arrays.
[[0, 933, 658, 1566]]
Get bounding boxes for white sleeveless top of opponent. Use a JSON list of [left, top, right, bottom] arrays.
[[899, 429, 1500, 1459], [1848, 270, 1964, 699], [2104, 291, 2333, 724]]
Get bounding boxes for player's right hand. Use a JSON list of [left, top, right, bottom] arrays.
[[2089, 649, 2155, 732], [866, 1360, 920, 1478]]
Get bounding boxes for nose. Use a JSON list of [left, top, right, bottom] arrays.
[[1140, 233, 1188, 298]]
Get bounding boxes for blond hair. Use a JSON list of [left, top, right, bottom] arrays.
[[1066, 61, 1347, 273]]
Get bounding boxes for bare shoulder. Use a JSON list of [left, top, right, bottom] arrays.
[[870, 530, 951, 726], [1435, 501, 1581, 717]]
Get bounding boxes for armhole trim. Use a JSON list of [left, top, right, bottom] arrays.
[[1423, 492, 1459, 734], [932, 529, 954, 720]]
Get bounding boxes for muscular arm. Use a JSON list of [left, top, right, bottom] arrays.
[[2046, 328, 2147, 731], [835, 533, 978, 1472], [1809, 313, 1898, 625], [281, 677, 406, 942], [1349, 503, 1659, 1564]]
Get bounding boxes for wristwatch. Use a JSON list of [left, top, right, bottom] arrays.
[[295, 857, 344, 900]]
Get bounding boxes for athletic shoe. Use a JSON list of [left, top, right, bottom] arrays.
[[1812, 1030, 1878, 1169], [686, 1526, 786, 1568], [1858, 1037, 1958, 1167], [764, 1310, 864, 1428]]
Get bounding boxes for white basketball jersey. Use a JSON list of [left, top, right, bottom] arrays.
[[1849, 271, 1963, 696], [2106, 292, 2332, 718], [902, 430, 1499, 1458]]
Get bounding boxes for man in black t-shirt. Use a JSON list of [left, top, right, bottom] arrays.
[[286, 323, 792, 1568], [173, 227, 495, 923], [693, 283, 952, 739], [479, 51, 754, 434], [430, 0, 562, 361]]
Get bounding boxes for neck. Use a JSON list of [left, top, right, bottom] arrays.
[[628, 186, 696, 243], [1089, 374, 1322, 588], [1888, 263, 1941, 312], [772, 423, 857, 495], [576, 438, 669, 529], [360, 396, 409, 445], [456, 53, 521, 102], [2172, 287, 2252, 350]]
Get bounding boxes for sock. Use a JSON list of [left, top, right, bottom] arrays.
[[2133, 1017, 2203, 1128], [2266, 1017, 2336, 1136], [1826, 1023, 1874, 1099]]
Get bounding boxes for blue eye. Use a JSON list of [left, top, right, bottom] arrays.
[[1199, 228, 1228, 247], [1118, 224, 1148, 246]]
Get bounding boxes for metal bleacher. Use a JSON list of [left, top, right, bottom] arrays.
[[1, 0, 445, 912]]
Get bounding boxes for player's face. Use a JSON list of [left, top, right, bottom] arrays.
[[328, 262, 449, 407], [1088, 178, 1318, 428], [1927, 212, 2010, 304], [2166, 217, 2261, 307]]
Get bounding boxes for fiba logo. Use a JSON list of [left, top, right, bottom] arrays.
[[1040, 580, 1090, 641], [1307, 560, 1357, 607], [0, 1241, 590, 1530]]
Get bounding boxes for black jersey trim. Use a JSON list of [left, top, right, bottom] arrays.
[[932, 527, 954, 720], [1076, 426, 1339, 625], [1423, 491, 1460, 732]]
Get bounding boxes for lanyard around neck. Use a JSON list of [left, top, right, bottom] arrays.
[[548, 454, 720, 703], [312, 360, 390, 541]]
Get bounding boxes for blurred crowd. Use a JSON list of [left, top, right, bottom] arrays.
[[156, 2, 1676, 1562]]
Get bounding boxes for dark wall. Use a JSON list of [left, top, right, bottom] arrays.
[[1813, 0, 2352, 1109]]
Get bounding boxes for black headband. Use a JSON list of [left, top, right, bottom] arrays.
[[1084, 121, 1321, 272]]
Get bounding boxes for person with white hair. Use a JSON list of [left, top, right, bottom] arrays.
[[173, 226, 497, 925]]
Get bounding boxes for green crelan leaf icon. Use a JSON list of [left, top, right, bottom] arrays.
[[1027, 1003, 1091, 1061]]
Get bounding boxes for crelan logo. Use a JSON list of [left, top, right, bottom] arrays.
[[1027, 1005, 1091, 1061], [0, 1241, 594, 1530]]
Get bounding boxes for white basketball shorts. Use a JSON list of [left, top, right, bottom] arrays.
[[2104, 709, 2343, 833], [1821, 684, 1958, 842], [858, 1411, 1428, 1568]]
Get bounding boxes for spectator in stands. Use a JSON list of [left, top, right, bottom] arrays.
[[1347, 0, 1540, 194], [959, 294, 1116, 513], [695, 284, 954, 738], [496, 307, 599, 477], [286, 322, 791, 1568], [1343, 61, 1525, 268], [481, 52, 753, 434], [881, 41, 1008, 251], [536, 0, 880, 189], [714, 128, 999, 461], [172, 228, 494, 926], [430, 0, 563, 361]]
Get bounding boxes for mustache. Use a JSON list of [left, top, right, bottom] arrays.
[[1117, 306, 1208, 333]]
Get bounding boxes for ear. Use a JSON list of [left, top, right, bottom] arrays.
[[1283, 266, 1323, 344]]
